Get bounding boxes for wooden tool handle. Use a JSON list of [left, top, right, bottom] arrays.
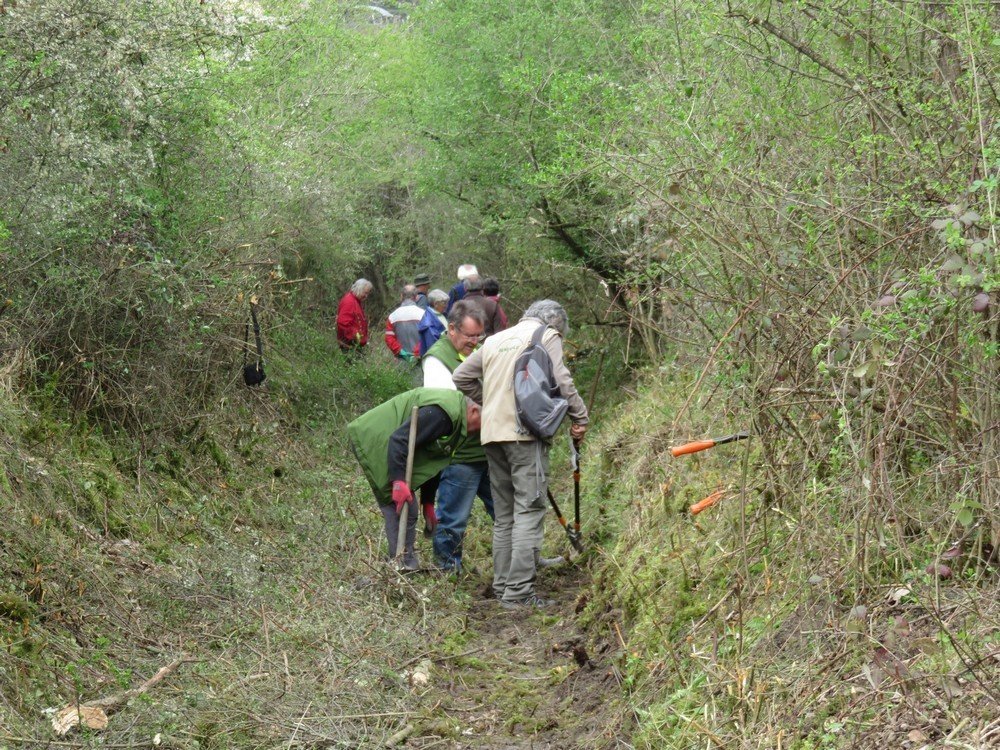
[[396, 406, 420, 561]]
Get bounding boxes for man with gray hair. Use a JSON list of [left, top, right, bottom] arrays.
[[384, 284, 425, 363], [453, 300, 589, 608]]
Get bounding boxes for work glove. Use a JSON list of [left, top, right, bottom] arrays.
[[391, 480, 415, 515], [422, 502, 438, 535], [399, 350, 416, 363]]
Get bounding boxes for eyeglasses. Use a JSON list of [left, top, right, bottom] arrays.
[[454, 326, 484, 342]]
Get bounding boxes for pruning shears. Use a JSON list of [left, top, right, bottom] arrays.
[[546, 436, 585, 553], [571, 438, 581, 539], [670, 431, 750, 457], [547, 489, 584, 553]]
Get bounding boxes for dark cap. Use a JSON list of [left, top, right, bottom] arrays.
[[413, 273, 431, 286]]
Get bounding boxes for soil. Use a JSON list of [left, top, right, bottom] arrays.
[[399, 562, 632, 749]]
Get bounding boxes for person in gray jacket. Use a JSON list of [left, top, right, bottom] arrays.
[[452, 300, 589, 609], [384, 284, 425, 362]]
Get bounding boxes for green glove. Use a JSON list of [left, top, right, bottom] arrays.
[[399, 350, 416, 363]]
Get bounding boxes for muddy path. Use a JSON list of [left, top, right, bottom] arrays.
[[392, 561, 631, 749]]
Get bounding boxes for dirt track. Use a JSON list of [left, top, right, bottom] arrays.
[[392, 562, 630, 749]]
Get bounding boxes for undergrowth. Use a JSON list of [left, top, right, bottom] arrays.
[[0, 318, 438, 745], [583, 360, 1000, 748]]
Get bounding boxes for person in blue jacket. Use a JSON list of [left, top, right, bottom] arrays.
[[446, 264, 478, 313], [418, 288, 449, 355]]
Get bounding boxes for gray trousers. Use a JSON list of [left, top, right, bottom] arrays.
[[484, 441, 549, 601], [380, 501, 419, 568]]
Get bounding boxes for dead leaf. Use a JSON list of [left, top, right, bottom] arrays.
[[941, 676, 963, 698], [861, 661, 885, 688], [913, 637, 941, 656], [887, 587, 910, 605], [907, 728, 927, 743], [925, 563, 952, 579], [52, 705, 109, 735]]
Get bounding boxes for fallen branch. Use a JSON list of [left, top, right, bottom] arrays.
[[52, 656, 195, 736], [384, 724, 414, 747], [88, 656, 195, 710]]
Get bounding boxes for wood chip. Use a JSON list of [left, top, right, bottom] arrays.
[[52, 705, 109, 735]]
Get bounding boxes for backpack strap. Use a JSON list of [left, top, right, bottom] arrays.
[[531, 324, 549, 347]]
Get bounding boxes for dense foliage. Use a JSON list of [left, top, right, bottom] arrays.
[[0, 0, 997, 745]]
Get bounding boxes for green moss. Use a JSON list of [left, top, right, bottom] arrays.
[[0, 593, 34, 622]]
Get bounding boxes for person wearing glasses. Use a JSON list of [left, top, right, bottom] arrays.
[[421, 301, 496, 571]]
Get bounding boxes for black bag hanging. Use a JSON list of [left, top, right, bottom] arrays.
[[243, 300, 266, 386]]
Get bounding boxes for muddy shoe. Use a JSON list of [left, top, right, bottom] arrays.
[[500, 594, 554, 610]]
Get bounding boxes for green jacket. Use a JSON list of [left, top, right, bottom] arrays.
[[346, 388, 469, 505], [424, 337, 487, 464]]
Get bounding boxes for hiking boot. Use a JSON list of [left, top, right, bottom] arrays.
[[499, 594, 555, 610], [432, 561, 460, 574], [537, 555, 565, 569]]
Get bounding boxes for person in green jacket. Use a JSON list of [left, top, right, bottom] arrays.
[[346, 388, 482, 570]]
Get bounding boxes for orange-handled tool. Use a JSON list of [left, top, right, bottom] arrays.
[[689, 489, 726, 515], [671, 431, 750, 457]]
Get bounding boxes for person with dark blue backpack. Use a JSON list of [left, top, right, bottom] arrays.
[[453, 300, 589, 609]]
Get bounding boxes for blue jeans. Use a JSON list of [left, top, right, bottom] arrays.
[[432, 461, 495, 569]]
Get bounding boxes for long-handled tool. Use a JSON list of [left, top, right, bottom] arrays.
[[571, 438, 582, 540], [395, 406, 419, 566], [670, 431, 750, 457], [547, 488, 584, 553]]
